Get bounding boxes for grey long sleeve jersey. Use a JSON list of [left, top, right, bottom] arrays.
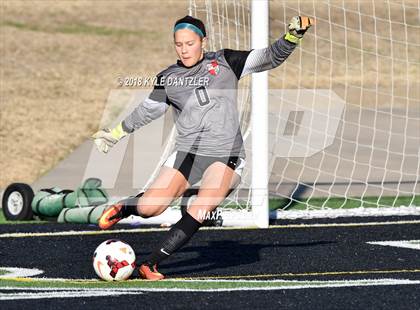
[[122, 35, 297, 158]]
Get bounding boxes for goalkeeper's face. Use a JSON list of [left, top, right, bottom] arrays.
[[174, 29, 206, 67]]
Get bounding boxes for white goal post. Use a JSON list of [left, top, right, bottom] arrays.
[[251, 0, 269, 228]]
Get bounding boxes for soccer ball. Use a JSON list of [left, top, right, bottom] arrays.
[[93, 239, 136, 281]]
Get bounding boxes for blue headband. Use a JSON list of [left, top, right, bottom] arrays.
[[174, 23, 205, 38]]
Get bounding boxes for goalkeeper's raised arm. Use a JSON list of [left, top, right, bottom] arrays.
[[225, 15, 313, 79], [92, 15, 313, 154]]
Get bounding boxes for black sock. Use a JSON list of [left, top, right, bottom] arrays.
[[145, 212, 202, 266], [119, 192, 143, 218]]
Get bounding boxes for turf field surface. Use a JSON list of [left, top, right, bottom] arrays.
[[0, 217, 419, 309]]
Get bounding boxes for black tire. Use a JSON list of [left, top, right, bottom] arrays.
[[2, 183, 34, 221]]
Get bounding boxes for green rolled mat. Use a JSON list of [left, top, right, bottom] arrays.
[[57, 205, 108, 224], [31, 178, 108, 218], [31, 188, 76, 217], [76, 187, 108, 207], [76, 178, 108, 208]]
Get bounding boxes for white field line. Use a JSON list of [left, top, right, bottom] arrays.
[[0, 267, 44, 279], [0, 290, 140, 301], [273, 206, 420, 219], [1, 279, 420, 300], [3, 266, 420, 283], [0, 278, 418, 285], [1, 279, 419, 290], [1, 220, 420, 239], [1, 267, 419, 286], [0, 228, 170, 238], [367, 240, 420, 250]]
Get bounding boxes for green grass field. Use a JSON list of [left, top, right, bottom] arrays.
[[270, 195, 420, 211], [0, 195, 418, 225], [0, 196, 420, 224], [1, 269, 413, 291], [0, 274, 299, 290], [0, 211, 46, 225]]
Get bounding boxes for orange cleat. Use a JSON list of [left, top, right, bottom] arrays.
[[139, 263, 165, 280], [98, 203, 124, 230]]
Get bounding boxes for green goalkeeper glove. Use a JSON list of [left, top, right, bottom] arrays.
[[285, 16, 314, 44], [92, 123, 127, 154]]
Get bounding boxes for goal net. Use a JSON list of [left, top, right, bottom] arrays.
[[265, 0, 420, 219], [140, 0, 419, 225]]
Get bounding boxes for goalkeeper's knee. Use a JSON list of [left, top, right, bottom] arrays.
[[119, 192, 144, 218]]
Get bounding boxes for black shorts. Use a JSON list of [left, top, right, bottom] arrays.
[[163, 151, 246, 185]]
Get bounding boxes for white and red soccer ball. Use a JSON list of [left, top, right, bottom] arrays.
[[93, 239, 136, 281]]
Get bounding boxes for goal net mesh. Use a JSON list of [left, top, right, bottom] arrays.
[[149, 0, 419, 222]]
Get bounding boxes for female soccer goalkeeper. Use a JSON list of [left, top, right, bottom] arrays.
[[93, 15, 312, 280]]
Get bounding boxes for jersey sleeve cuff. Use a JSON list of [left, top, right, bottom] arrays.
[[121, 121, 134, 133], [284, 32, 300, 44]]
